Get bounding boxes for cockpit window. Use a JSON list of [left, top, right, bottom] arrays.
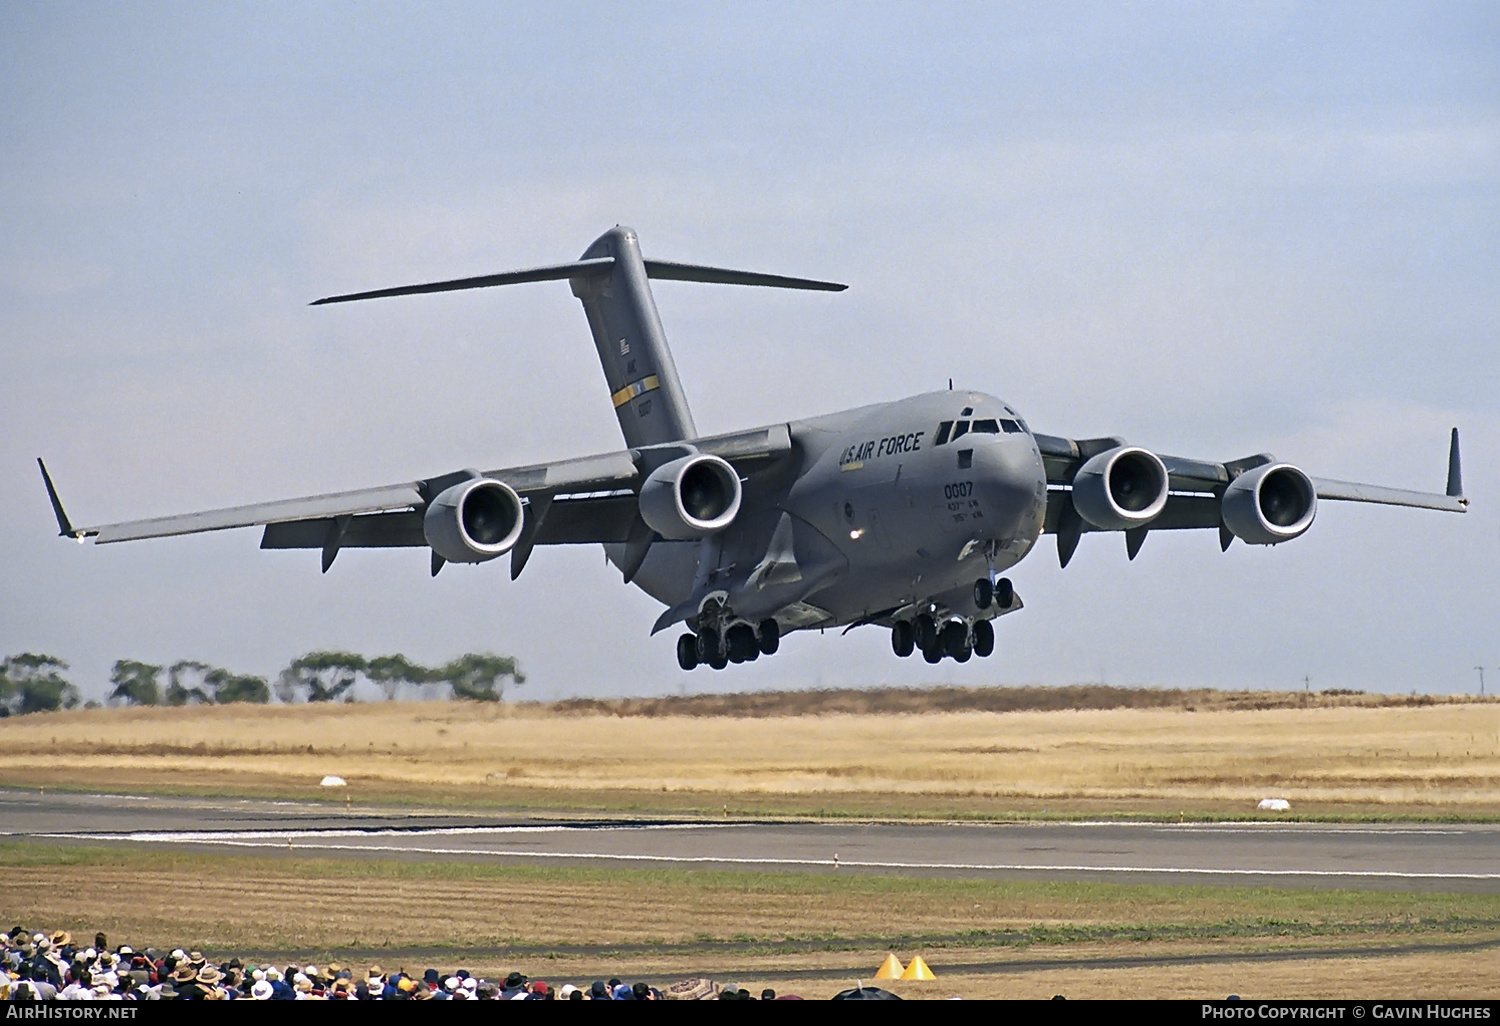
[[1000, 418, 1024, 433], [971, 419, 1000, 433], [934, 420, 953, 446], [950, 420, 970, 441], [961, 407, 973, 416]]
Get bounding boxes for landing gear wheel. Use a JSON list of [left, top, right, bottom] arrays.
[[973, 576, 994, 609], [726, 623, 757, 663], [677, 634, 699, 671], [915, 613, 938, 652], [942, 620, 970, 661], [891, 621, 915, 658], [971, 618, 995, 658], [698, 627, 727, 670], [922, 642, 944, 664], [757, 619, 780, 656], [995, 577, 1014, 608]]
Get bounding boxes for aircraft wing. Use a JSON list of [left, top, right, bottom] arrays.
[[1032, 429, 1466, 565], [40, 423, 792, 572]]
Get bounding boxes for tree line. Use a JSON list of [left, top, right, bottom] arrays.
[[0, 651, 524, 716]]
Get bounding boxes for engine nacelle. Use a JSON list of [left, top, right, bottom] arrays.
[[638, 454, 742, 540], [1071, 446, 1169, 530], [1221, 463, 1317, 545], [422, 478, 525, 563]]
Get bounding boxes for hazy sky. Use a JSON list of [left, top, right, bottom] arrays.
[[4, 2, 1497, 702]]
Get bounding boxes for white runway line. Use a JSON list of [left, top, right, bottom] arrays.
[[43, 822, 741, 843], [36, 832, 1500, 882]]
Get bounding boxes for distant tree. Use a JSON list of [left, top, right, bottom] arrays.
[[165, 661, 216, 706], [365, 654, 431, 701], [206, 670, 271, 704], [437, 653, 525, 702], [278, 651, 367, 703], [109, 660, 163, 706], [0, 654, 81, 715]]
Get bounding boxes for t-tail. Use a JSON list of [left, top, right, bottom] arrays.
[[311, 226, 845, 448]]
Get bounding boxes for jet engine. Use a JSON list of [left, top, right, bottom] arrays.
[[423, 477, 525, 563], [1221, 463, 1317, 545], [638, 454, 742, 540], [1070, 446, 1169, 530]]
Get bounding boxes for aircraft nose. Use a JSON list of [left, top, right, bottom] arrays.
[[970, 436, 1044, 531]]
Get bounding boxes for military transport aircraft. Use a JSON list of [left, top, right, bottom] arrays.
[[39, 227, 1468, 670]]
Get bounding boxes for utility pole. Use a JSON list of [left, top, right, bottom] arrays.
[[1303, 675, 1311, 693], [1475, 667, 1486, 697]]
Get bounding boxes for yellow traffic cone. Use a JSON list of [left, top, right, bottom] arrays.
[[873, 954, 904, 980], [899, 955, 936, 980]]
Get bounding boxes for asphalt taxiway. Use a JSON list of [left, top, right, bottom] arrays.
[[4, 788, 1497, 893]]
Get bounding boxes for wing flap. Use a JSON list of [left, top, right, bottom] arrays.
[[260, 510, 426, 550], [532, 493, 639, 545]]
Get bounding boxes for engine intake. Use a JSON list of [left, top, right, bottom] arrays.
[[423, 478, 525, 563], [1071, 446, 1169, 531], [638, 454, 742, 540], [1221, 463, 1317, 545]]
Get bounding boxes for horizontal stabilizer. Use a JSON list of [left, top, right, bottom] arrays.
[[642, 260, 846, 291], [310, 257, 616, 305]]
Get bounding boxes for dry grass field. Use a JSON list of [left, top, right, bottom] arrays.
[[6, 688, 1498, 998], [4, 842, 1498, 999], [1, 687, 1498, 817]]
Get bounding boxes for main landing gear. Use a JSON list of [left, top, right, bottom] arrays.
[[677, 618, 780, 671], [892, 575, 1009, 664], [891, 614, 996, 663]]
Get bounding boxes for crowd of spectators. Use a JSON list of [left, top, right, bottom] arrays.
[[0, 927, 810, 1001]]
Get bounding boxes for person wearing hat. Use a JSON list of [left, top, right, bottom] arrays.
[[251, 979, 274, 1000], [499, 972, 527, 1000], [169, 963, 203, 1000], [195, 965, 226, 1000]]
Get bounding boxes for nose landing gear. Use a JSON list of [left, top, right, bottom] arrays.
[[974, 575, 1014, 610]]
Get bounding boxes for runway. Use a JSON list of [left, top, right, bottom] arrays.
[[5, 788, 1498, 893]]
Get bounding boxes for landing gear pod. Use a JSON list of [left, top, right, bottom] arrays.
[[423, 478, 525, 563], [1071, 446, 1170, 530], [1221, 463, 1317, 545], [638, 453, 742, 540]]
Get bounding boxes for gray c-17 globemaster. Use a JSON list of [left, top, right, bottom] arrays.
[[39, 227, 1469, 670]]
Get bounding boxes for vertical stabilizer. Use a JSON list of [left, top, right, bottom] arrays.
[[571, 227, 697, 447]]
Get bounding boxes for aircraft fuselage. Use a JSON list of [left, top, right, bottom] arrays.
[[617, 389, 1046, 633]]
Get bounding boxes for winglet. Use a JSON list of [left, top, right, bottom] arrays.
[[37, 458, 80, 539], [1446, 428, 1463, 498]]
